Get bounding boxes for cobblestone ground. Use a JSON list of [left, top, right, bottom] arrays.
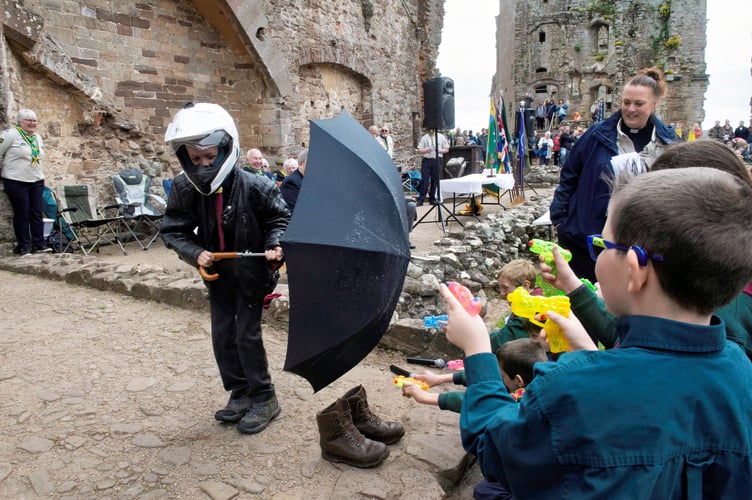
[[0, 192, 539, 498], [0, 266, 487, 499]]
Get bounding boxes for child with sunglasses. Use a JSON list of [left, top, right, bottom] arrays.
[[440, 168, 752, 498], [541, 140, 752, 357]]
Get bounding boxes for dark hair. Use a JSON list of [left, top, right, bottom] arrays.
[[495, 338, 548, 385], [609, 168, 752, 314], [651, 140, 752, 187], [626, 66, 666, 100]]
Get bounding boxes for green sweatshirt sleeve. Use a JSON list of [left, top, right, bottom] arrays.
[[453, 370, 467, 386], [438, 391, 464, 413], [569, 284, 618, 348]]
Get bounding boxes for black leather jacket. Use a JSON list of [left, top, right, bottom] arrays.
[[160, 168, 290, 302]]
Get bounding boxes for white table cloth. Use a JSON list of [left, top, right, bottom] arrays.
[[439, 173, 515, 201]]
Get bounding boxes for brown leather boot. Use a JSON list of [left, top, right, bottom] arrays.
[[316, 398, 389, 468], [343, 385, 405, 445]]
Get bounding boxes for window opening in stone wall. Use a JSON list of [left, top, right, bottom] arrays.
[[569, 74, 581, 96], [539, 31, 546, 43], [589, 22, 609, 55], [535, 85, 547, 96], [535, 67, 547, 74], [597, 26, 609, 50]]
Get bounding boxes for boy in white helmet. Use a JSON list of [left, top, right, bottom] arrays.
[[160, 102, 290, 434]]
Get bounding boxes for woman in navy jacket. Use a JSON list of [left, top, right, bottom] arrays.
[[550, 67, 680, 281]]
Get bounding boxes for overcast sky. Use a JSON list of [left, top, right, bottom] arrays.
[[436, 0, 752, 132]]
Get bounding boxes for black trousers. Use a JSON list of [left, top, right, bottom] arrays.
[[418, 157, 440, 203], [209, 271, 274, 402], [557, 233, 597, 283], [2, 178, 45, 250]]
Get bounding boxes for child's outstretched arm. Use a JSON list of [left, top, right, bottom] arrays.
[[440, 283, 490, 355], [401, 384, 439, 405], [413, 371, 454, 387], [542, 247, 619, 348]]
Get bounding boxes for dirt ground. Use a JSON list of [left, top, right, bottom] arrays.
[[0, 191, 550, 498]]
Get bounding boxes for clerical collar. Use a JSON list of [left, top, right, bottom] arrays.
[[618, 117, 654, 153]]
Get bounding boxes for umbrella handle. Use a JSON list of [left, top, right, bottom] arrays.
[[198, 265, 219, 282], [197, 252, 239, 282]]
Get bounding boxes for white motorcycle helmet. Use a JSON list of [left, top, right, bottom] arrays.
[[164, 102, 240, 195]]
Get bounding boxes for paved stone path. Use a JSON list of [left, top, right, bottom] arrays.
[[0, 263, 480, 498]]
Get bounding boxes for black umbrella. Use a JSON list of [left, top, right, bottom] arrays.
[[280, 111, 410, 392]]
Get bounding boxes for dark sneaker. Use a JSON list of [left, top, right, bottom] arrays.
[[32, 245, 52, 253], [18, 247, 32, 257], [214, 395, 252, 423], [237, 395, 280, 434]]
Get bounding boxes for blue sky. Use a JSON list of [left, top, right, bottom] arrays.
[[437, 0, 752, 132]]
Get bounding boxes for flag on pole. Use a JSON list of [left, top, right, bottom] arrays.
[[515, 103, 527, 202], [485, 98, 499, 172], [498, 97, 511, 174], [517, 104, 526, 169]]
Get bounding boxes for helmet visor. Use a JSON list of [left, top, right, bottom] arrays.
[[170, 130, 231, 153]]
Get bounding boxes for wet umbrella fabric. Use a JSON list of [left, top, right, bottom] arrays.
[[280, 111, 410, 392]]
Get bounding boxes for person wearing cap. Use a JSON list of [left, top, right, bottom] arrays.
[[160, 102, 290, 434], [0, 109, 51, 256]]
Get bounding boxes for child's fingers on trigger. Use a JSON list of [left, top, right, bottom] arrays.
[[438, 283, 461, 311], [544, 310, 568, 327]]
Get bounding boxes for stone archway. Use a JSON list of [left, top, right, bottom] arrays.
[[294, 46, 374, 148], [295, 62, 373, 148]]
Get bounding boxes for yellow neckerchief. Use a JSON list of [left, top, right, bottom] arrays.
[[16, 125, 40, 166]]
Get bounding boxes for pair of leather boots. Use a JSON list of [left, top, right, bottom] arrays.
[[316, 385, 404, 468]]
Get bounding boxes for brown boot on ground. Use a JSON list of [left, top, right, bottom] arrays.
[[343, 384, 405, 445], [316, 398, 389, 468], [473, 200, 484, 215]]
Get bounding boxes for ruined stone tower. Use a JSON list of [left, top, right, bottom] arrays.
[[496, 0, 708, 127]]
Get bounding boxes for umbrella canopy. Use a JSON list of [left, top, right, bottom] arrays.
[[280, 111, 410, 392]]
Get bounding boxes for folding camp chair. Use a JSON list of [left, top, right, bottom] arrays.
[[112, 169, 165, 250], [42, 186, 75, 252], [402, 168, 421, 196], [54, 184, 126, 255]]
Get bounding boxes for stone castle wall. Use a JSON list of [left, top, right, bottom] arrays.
[[0, 0, 444, 248], [496, 0, 707, 127]]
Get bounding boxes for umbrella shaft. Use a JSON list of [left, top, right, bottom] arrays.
[[212, 252, 266, 260]]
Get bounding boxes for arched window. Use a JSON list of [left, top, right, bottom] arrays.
[[535, 67, 547, 74], [539, 31, 546, 43]]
